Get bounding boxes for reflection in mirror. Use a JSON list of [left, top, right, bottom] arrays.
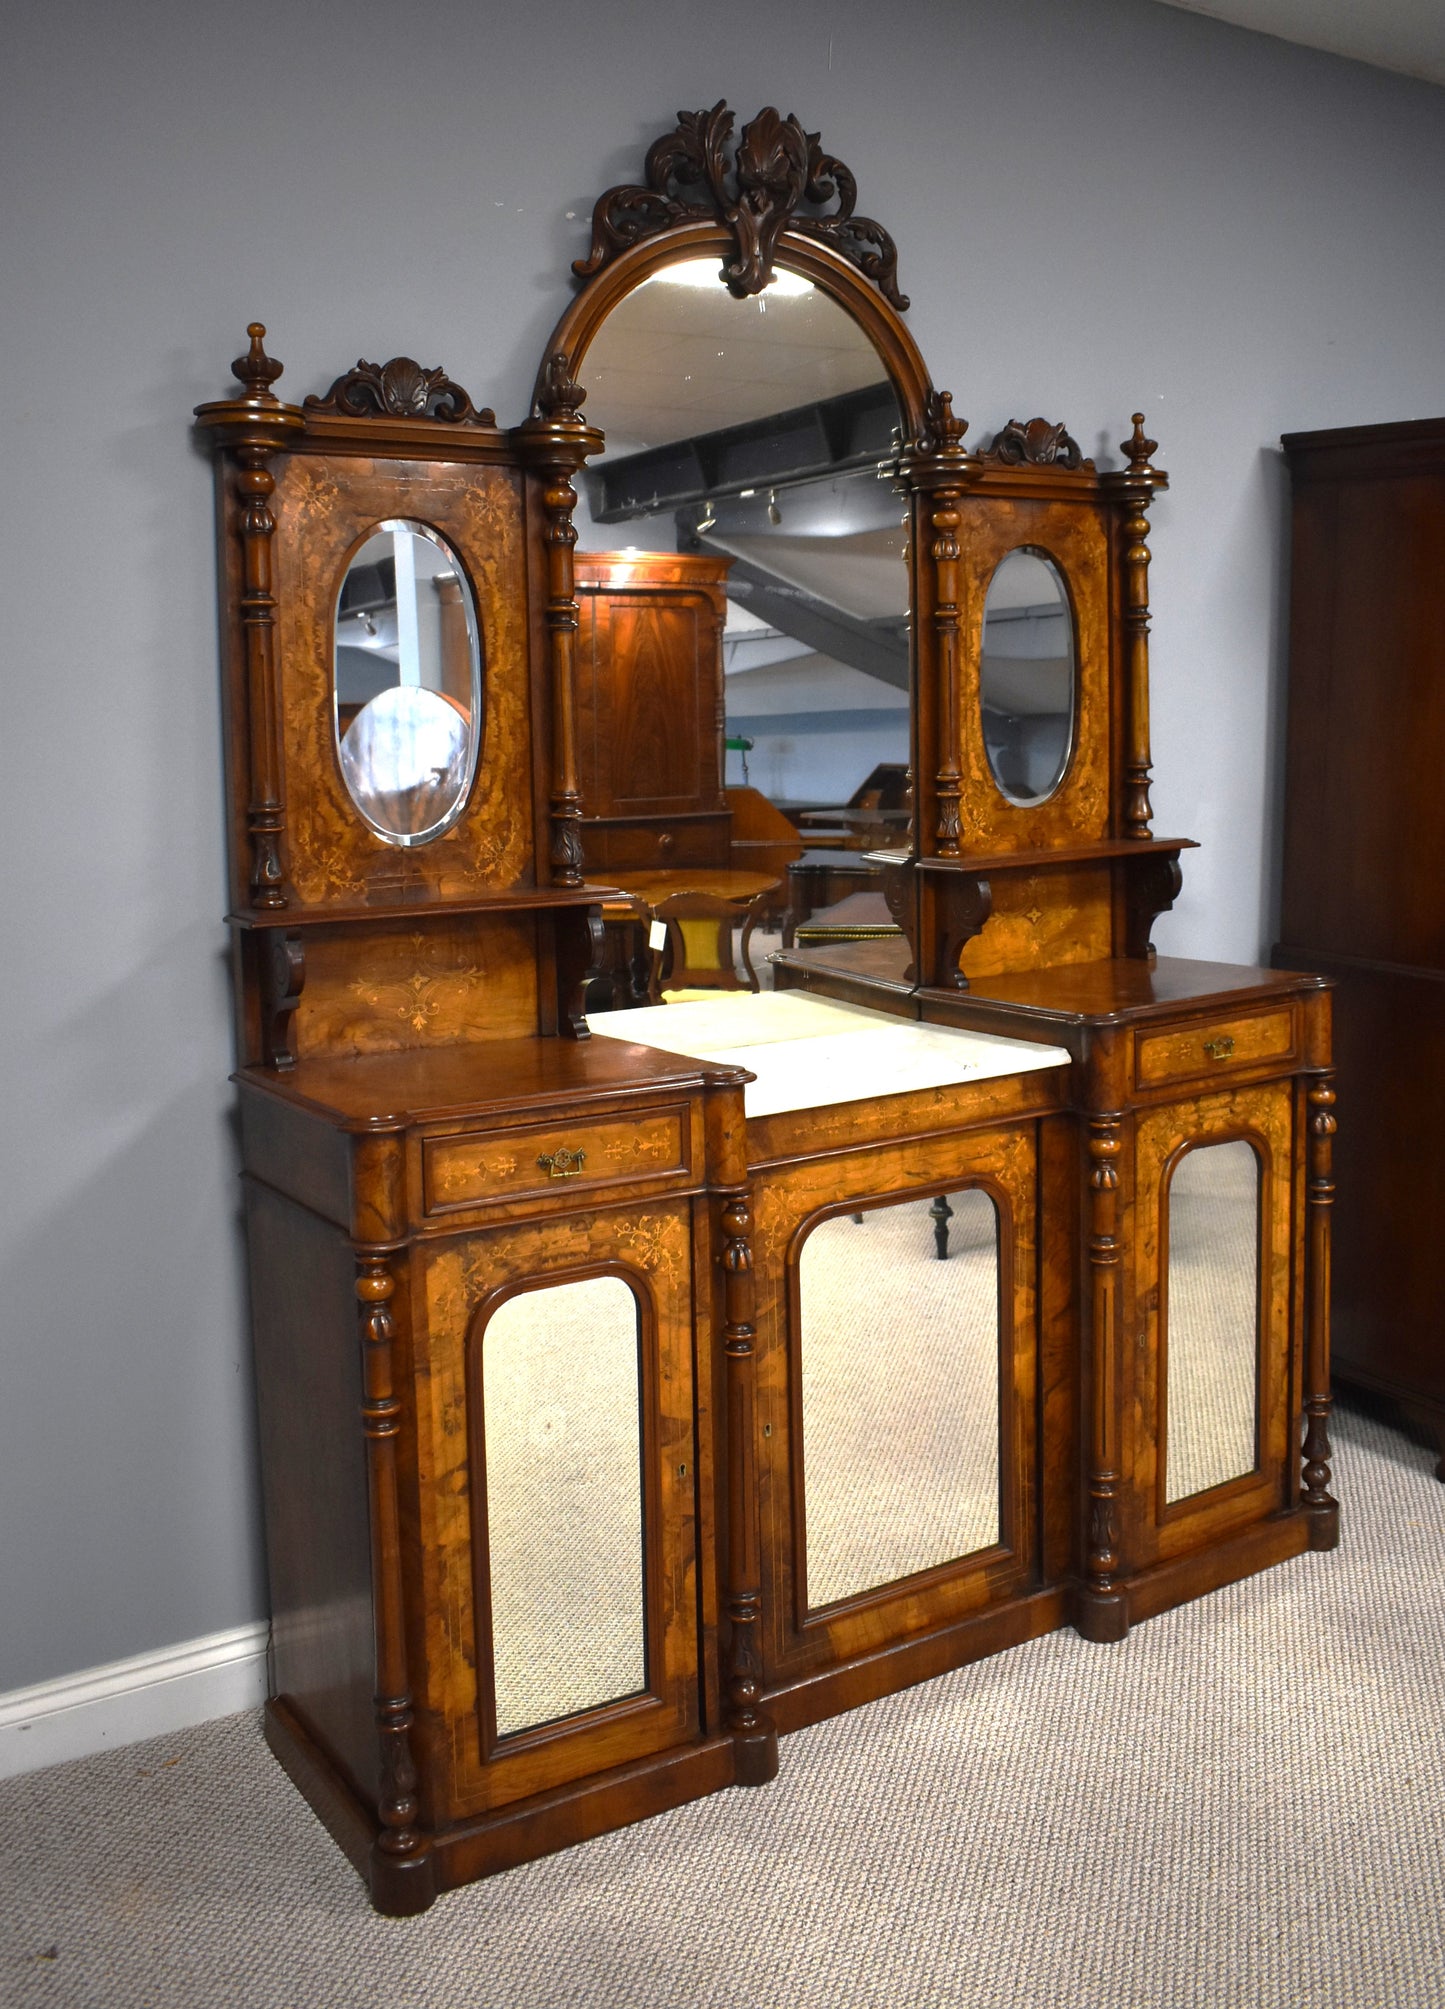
[[1165, 1140, 1260, 1503], [799, 1190, 1000, 1608], [482, 1275, 646, 1736], [576, 258, 908, 836], [333, 521, 481, 843], [980, 549, 1075, 806]]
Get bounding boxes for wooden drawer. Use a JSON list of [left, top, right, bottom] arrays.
[[422, 1105, 692, 1217], [1134, 1008, 1295, 1092], [583, 815, 730, 872]]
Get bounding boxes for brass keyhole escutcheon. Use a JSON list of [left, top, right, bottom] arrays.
[[677, 1462, 688, 1479], [537, 1146, 587, 1178], [1203, 1035, 1235, 1061]]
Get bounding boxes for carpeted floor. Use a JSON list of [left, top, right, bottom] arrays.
[[3, 1396, 1442, 2008]]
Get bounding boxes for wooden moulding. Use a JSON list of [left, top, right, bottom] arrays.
[[265, 1694, 741, 1902], [1302, 1067, 1341, 1549]]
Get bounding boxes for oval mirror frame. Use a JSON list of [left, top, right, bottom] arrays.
[[978, 547, 1077, 808], [332, 519, 483, 846]]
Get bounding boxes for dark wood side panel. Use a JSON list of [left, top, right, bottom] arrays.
[[1321, 959, 1445, 1412], [245, 1181, 379, 1809]]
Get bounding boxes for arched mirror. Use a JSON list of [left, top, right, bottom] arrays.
[[979, 548, 1075, 806], [481, 1274, 647, 1736], [569, 253, 910, 859], [1163, 1138, 1261, 1503], [797, 1187, 1001, 1607], [332, 520, 482, 844]]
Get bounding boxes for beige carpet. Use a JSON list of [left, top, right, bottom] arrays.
[[3, 1397, 1442, 2008]]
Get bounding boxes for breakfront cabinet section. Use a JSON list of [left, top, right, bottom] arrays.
[[749, 1118, 1051, 1729], [236, 1044, 769, 1908]]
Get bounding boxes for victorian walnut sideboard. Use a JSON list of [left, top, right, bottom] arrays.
[[199, 103, 1338, 1913]]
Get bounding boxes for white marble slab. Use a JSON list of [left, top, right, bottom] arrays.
[[587, 990, 1071, 1119]]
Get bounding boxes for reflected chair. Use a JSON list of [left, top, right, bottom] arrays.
[[647, 892, 763, 1004]]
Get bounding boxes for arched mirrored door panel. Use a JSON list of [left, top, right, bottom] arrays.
[[572, 258, 910, 842], [479, 1274, 647, 1737], [1163, 1139, 1261, 1504], [796, 1188, 1002, 1608]]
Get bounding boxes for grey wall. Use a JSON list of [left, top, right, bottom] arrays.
[[2, 0, 1441, 1692]]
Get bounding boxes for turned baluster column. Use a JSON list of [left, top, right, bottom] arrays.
[[705, 1071, 777, 1785], [1077, 1111, 1129, 1642], [522, 354, 603, 889], [1302, 1074, 1341, 1549], [1105, 415, 1169, 842], [355, 1248, 435, 1913]]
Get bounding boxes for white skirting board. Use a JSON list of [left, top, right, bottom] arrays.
[[0, 1621, 271, 1779]]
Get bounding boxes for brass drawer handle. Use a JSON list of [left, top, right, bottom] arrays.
[[1203, 1035, 1235, 1061], [537, 1146, 587, 1179]]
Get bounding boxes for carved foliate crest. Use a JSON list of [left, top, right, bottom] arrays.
[[575, 101, 908, 309], [984, 416, 1088, 470], [305, 357, 495, 424]]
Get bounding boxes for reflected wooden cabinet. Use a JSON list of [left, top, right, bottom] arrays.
[[573, 552, 732, 873]]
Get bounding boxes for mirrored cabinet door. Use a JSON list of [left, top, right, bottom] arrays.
[[798, 1188, 1003, 1609], [438, 1205, 701, 1819], [1133, 1087, 1295, 1560]]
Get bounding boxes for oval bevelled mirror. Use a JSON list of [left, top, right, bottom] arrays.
[[979, 548, 1075, 806], [332, 520, 482, 844]]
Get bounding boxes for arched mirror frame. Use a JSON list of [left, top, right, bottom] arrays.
[[523, 213, 975, 896], [1154, 1128, 1270, 1519]]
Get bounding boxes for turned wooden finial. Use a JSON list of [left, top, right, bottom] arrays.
[[1122, 411, 1158, 470], [231, 322, 284, 401]]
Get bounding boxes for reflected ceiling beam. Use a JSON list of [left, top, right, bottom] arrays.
[[691, 533, 910, 694], [587, 381, 898, 522]]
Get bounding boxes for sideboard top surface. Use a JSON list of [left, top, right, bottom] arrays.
[[235, 1032, 726, 1130]]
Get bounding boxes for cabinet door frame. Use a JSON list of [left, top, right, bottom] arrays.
[[1128, 1083, 1295, 1566], [752, 1122, 1040, 1691], [413, 1202, 700, 1819]]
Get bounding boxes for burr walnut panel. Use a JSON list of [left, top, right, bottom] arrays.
[[291, 914, 540, 1058], [1128, 1083, 1295, 1565], [958, 862, 1113, 981], [423, 1106, 692, 1216], [266, 454, 534, 908], [414, 1204, 700, 1821], [1133, 1007, 1295, 1093], [953, 496, 1112, 853]]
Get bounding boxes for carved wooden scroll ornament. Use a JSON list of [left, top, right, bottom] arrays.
[[305, 357, 494, 424], [575, 101, 909, 309]]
